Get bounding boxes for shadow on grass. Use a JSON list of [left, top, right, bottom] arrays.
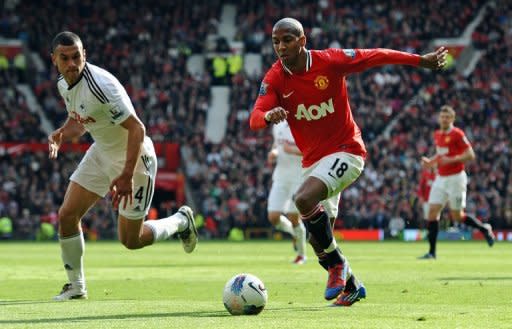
[[438, 277, 512, 281], [0, 304, 327, 324], [0, 300, 56, 306], [0, 311, 230, 324]]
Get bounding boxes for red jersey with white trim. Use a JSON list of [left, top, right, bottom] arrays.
[[434, 127, 471, 176], [250, 48, 420, 167], [417, 169, 436, 201]]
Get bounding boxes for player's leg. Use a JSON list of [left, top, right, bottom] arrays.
[[321, 192, 365, 306], [420, 203, 443, 259], [286, 211, 307, 264], [419, 175, 447, 259], [457, 211, 495, 246], [267, 181, 301, 262], [295, 152, 363, 300], [114, 139, 197, 252], [447, 173, 495, 246], [308, 207, 366, 306], [118, 206, 197, 252], [267, 181, 296, 237], [117, 172, 197, 252], [54, 146, 107, 301], [54, 181, 100, 301]]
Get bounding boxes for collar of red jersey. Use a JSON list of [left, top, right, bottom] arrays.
[[281, 50, 312, 75], [441, 126, 454, 134]]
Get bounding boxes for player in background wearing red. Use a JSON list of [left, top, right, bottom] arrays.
[[250, 17, 447, 306], [419, 105, 495, 259], [417, 167, 436, 221]]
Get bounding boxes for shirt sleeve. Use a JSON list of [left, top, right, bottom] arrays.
[[249, 73, 280, 130], [329, 48, 421, 75], [456, 130, 471, 151], [100, 75, 135, 125]]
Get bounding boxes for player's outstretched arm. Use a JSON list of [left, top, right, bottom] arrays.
[[48, 117, 86, 159], [419, 47, 448, 70]]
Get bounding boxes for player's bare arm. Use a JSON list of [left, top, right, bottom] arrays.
[[109, 115, 145, 210], [421, 156, 438, 169], [48, 117, 86, 159], [419, 47, 448, 70], [283, 142, 302, 156], [438, 147, 475, 166]]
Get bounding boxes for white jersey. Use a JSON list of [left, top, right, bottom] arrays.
[[57, 63, 138, 155], [272, 121, 302, 183]]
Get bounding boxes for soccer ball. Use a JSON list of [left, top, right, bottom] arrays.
[[222, 273, 268, 315]]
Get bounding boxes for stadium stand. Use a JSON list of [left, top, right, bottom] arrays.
[[0, 0, 510, 239]]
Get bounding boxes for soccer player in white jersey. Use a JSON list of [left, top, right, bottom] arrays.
[[48, 31, 198, 301], [267, 121, 307, 264]]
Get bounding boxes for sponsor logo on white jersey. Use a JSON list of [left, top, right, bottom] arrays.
[[294, 98, 334, 121], [70, 111, 96, 125]]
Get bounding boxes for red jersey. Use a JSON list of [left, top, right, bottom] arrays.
[[434, 127, 471, 176], [250, 48, 420, 167], [417, 169, 436, 201]]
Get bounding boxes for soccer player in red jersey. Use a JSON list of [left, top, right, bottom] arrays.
[[419, 105, 495, 259], [249, 17, 447, 306]]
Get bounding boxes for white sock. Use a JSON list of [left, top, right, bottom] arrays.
[[275, 215, 295, 236], [294, 221, 307, 257], [60, 232, 86, 291], [144, 213, 188, 242], [324, 239, 337, 254]]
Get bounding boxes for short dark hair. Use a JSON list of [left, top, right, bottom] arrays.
[[51, 31, 82, 52], [273, 18, 304, 37]]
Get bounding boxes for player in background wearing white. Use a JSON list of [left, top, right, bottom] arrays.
[[49, 32, 198, 301], [267, 121, 307, 264], [419, 105, 495, 259]]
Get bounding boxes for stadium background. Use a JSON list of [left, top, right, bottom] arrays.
[[0, 0, 510, 242]]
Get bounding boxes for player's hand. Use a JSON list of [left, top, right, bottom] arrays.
[[48, 130, 63, 159], [421, 156, 434, 168], [419, 47, 448, 70], [437, 155, 451, 166], [109, 172, 133, 210], [267, 149, 278, 164], [264, 107, 288, 124]]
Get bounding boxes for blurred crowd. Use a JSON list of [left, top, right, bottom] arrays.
[[0, 0, 510, 240]]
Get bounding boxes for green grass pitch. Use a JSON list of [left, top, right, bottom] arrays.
[[0, 240, 511, 329]]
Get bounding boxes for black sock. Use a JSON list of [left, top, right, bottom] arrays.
[[427, 221, 439, 256], [303, 211, 333, 249], [303, 211, 342, 266], [318, 259, 329, 271], [463, 214, 487, 233], [325, 248, 344, 266]]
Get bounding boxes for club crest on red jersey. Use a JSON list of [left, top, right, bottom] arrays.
[[314, 75, 329, 90]]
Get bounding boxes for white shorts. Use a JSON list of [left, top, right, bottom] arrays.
[[70, 137, 157, 220], [428, 171, 467, 210], [422, 203, 430, 220], [303, 152, 364, 218], [267, 179, 301, 214]]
